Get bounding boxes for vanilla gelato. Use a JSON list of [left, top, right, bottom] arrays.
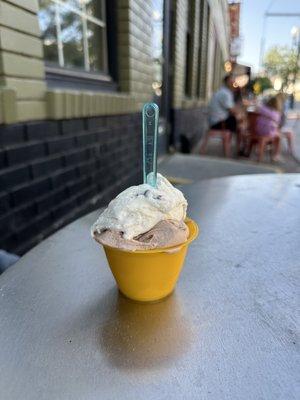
[[91, 174, 188, 250]]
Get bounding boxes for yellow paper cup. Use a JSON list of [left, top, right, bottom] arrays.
[[102, 218, 199, 302]]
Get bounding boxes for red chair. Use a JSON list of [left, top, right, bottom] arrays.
[[200, 123, 232, 158], [246, 111, 279, 162]]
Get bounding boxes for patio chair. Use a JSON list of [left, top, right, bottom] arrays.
[[246, 111, 276, 162], [200, 123, 232, 158], [281, 128, 294, 155]]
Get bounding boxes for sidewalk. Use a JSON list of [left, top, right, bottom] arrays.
[[159, 154, 279, 184], [194, 109, 300, 173]]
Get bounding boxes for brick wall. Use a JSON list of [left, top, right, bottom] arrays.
[[0, 115, 142, 255]]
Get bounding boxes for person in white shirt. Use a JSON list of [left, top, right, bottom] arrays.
[[208, 75, 237, 133]]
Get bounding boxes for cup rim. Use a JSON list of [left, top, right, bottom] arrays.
[[102, 217, 199, 254]]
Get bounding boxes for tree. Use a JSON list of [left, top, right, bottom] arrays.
[[263, 46, 297, 89], [250, 76, 272, 95]]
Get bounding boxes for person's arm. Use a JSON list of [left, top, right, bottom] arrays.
[[228, 106, 238, 115], [219, 91, 237, 115]]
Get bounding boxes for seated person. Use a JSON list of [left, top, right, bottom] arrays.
[[208, 75, 237, 133], [276, 92, 295, 156], [256, 96, 281, 161]]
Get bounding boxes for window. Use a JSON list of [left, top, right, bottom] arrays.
[[38, 0, 116, 88]]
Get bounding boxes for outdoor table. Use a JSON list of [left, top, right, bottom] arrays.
[[0, 174, 299, 400]]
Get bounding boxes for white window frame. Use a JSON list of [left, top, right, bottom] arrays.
[[42, 0, 108, 73]]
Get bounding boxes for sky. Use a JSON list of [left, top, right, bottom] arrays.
[[238, 0, 300, 73]]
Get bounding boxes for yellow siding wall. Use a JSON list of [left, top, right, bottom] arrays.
[[0, 0, 47, 122], [0, 0, 154, 123]]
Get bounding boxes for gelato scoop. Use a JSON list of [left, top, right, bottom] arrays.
[[91, 174, 189, 250]]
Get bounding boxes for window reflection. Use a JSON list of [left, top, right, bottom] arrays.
[[38, 0, 59, 63], [38, 0, 108, 74], [85, 0, 103, 21], [87, 22, 105, 72], [61, 0, 80, 10], [60, 7, 84, 68]]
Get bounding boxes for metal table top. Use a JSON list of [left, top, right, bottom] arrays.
[[0, 174, 299, 400]]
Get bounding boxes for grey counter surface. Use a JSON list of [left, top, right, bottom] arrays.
[[0, 174, 299, 400]]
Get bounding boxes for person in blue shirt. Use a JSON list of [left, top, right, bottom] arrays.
[[208, 75, 237, 133]]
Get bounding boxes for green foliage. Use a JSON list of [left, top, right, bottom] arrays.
[[250, 76, 272, 94], [263, 46, 297, 88]]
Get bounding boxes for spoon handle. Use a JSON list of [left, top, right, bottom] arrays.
[[142, 102, 159, 187]]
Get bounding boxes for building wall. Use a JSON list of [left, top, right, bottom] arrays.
[[0, 114, 142, 254], [0, 0, 47, 123], [0, 0, 230, 254], [0, 0, 153, 254], [0, 0, 154, 123], [0, 0, 229, 123], [171, 0, 229, 151]]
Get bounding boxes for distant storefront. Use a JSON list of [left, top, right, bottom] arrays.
[[0, 0, 230, 254]]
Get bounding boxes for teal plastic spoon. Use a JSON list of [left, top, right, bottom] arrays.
[[142, 102, 159, 187]]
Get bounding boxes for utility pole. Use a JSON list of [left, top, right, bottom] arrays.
[[259, 14, 267, 71]]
